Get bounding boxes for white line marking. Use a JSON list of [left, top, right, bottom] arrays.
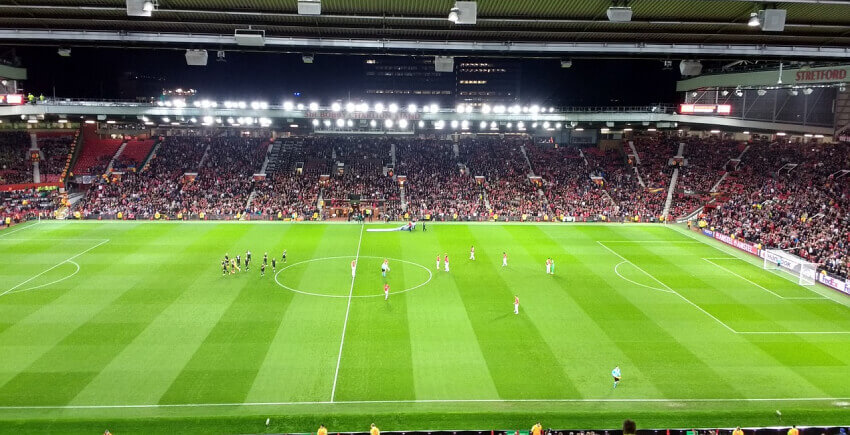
[[668, 226, 848, 304], [0, 239, 109, 298], [0, 397, 849, 410], [702, 258, 823, 300], [0, 238, 111, 242], [273, 255, 432, 298], [5, 261, 80, 295], [330, 224, 364, 402], [597, 240, 704, 243], [597, 241, 738, 333], [0, 221, 39, 238], [613, 261, 673, 293]]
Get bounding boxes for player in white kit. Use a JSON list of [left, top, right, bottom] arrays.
[[381, 259, 390, 278], [545, 258, 551, 274], [513, 295, 519, 314], [436, 254, 441, 270], [444, 254, 450, 272], [469, 245, 475, 260], [502, 252, 508, 267], [351, 259, 357, 278]]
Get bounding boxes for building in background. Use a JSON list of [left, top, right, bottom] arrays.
[[456, 60, 520, 107], [362, 57, 454, 105]]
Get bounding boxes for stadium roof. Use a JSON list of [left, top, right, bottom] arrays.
[[2, 0, 850, 59]]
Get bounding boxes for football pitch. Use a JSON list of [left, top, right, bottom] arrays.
[[1, 221, 850, 434]]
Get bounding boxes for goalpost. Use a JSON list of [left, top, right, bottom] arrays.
[[762, 249, 819, 286]]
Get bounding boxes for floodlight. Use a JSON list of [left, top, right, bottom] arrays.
[[481, 104, 491, 114], [399, 119, 409, 129], [748, 12, 760, 27], [309, 102, 319, 111], [336, 118, 344, 127], [606, 6, 632, 22], [331, 102, 341, 112], [388, 103, 399, 113], [283, 101, 294, 110], [407, 104, 417, 113]]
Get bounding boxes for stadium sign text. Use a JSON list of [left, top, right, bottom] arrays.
[[306, 111, 421, 120], [795, 67, 849, 83]]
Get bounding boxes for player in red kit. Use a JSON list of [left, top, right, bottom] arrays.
[[444, 254, 450, 272], [514, 295, 519, 314]]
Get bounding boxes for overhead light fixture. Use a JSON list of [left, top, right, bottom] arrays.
[[435, 56, 454, 72], [216, 50, 226, 62], [448, 1, 477, 24], [448, 7, 459, 23], [302, 54, 315, 64], [721, 90, 729, 97], [760, 9, 787, 32], [185, 49, 208, 66], [126, 0, 154, 17], [776, 132, 786, 136], [560, 59, 573, 69], [680, 60, 703, 77], [607, 3, 632, 22], [803, 88, 813, 95], [735, 88, 744, 97], [788, 89, 799, 96], [757, 89, 767, 96], [234, 28, 265, 47], [748, 12, 760, 27], [297, 0, 321, 15], [57, 47, 71, 57]]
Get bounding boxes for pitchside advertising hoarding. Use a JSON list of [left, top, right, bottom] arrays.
[[701, 229, 848, 295]]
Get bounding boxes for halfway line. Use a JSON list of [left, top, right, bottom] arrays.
[[330, 223, 365, 402]]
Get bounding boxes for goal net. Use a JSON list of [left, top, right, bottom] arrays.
[[762, 249, 818, 286]]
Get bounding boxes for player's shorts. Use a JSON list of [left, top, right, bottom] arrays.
[[613, 376, 621, 382]]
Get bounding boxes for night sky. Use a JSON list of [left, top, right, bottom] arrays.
[[12, 46, 681, 106]]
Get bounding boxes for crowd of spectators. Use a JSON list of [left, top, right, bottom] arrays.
[[0, 132, 31, 184], [704, 139, 850, 278], [4, 128, 849, 280], [398, 139, 485, 219], [36, 133, 73, 180], [0, 187, 61, 224]]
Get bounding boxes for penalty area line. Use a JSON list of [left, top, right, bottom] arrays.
[[0, 239, 109, 298]]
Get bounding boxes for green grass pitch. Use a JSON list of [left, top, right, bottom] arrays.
[[1, 221, 849, 434]]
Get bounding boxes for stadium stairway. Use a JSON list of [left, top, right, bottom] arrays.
[[662, 167, 679, 219], [139, 140, 161, 172], [633, 166, 646, 187], [197, 144, 212, 168], [115, 139, 156, 172], [72, 125, 124, 175], [520, 145, 535, 176], [105, 142, 128, 173], [627, 140, 642, 164]]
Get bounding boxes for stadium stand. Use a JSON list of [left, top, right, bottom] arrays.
[[112, 138, 156, 172], [2, 129, 846, 281], [0, 131, 31, 185], [71, 125, 124, 176]]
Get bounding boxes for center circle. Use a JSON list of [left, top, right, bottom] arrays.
[[273, 255, 433, 298]]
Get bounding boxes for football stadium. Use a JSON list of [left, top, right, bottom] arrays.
[[1, 1, 850, 434]]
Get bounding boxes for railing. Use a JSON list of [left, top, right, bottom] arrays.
[[28, 98, 677, 114]]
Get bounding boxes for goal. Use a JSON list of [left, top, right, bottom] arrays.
[[762, 249, 818, 286]]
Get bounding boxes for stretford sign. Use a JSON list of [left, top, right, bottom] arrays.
[[679, 104, 732, 115], [795, 67, 848, 84]]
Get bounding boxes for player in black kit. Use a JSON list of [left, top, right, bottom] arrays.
[[221, 259, 227, 276], [260, 262, 266, 276], [282, 249, 287, 263], [263, 252, 268, 265], [272, 258, 277, 272]]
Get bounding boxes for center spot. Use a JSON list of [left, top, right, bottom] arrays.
[[274, 255, 432, 298]]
